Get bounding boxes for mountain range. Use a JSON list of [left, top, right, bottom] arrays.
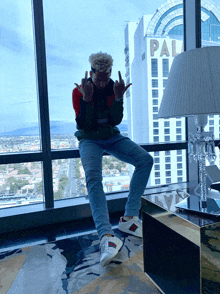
[[0, 121, 128, 136]]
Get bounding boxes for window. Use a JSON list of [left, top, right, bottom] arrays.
[[154, 151, 159, 156], [1, 2, 40, 154], [155, 172, 160, 177], [155, 179, 160, 185], [164, 128, 170, 134], [177, 170, 183, 176], [154, 157, 160, 163], [177, 150, 182, 155], [166, 171, 171, 177], [177, 156, 182, 162], [209, 120, 214, 126], [166, 178, 171, 184], [153, 107, 158, 112], [165, 136, 170, 141], [154, 165, 160, 171], [177, 163, 182, 169], [177, 177, 183, 183], [209, 127, 214, 132], [152, 90, 159, 98], [176, 135, 182, 141], [165, 151, 170, 156], [176, 121, 182, 127], [153, 129, 159, 135], [162, 59, 169, 77], [163, 79, 167, 88], [176, 128, 182, 134], [152, 79, 158, 88], [151, 59, 158, 77], [165, 164, 171, 170], [0, 0, 191, 230], [0, 162, 44, 208], [165, 157, 171, 163]]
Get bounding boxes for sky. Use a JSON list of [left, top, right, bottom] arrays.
[[0, 0, 169, 133]]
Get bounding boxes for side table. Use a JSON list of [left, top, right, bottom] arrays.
[[141, 187, 220, 294]]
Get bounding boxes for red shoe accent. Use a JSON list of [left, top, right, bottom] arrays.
[[108, 242, 117, 248], [129, 224, 138, 232]]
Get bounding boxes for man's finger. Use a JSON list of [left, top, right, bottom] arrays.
[[124, 83, 132, 93], [81, 78, 86, 87], [118, 71, 122, 82], [75, 83, 80, 90], [85, 71, 88, 81]]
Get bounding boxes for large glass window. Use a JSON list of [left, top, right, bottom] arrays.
[[0, 162, 43, 209], [0, 0, 40, 153], [1, 0, 190, 214], [150, 150, 187, 186], [52, 156, 130, 199], [201, 0, 220, 168]]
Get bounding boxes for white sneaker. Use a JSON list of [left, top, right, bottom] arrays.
[[100, 235, 123, 267], [118, 216, 143, 238]]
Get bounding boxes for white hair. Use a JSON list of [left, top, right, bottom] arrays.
[[89, 52, 113, 73]]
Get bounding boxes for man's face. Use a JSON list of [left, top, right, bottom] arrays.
[[90, 71, 111, 89]]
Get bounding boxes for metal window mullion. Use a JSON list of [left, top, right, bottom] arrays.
[[32, 0, 54, 209], [184, 0, 202, 185]]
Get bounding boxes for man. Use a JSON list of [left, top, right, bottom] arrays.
[[73, 52, 153, 267]]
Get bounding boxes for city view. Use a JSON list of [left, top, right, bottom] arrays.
[[0, 133, 130, 209]]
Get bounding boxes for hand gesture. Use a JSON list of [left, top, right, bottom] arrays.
[[113, 71, 132, 99], [75, 71, 94, 102]]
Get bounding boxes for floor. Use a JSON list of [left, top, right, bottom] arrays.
[[0, 212, 159, 294]]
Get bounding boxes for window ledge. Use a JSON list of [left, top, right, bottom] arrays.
[[0, 183, 188, 234]]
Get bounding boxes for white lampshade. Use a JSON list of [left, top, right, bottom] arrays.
[[158, 46, 220, 119]]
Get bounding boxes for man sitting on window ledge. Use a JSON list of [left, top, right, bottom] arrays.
[[72, 52, 153, 267]]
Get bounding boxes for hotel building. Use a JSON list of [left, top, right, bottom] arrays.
[[125, 0, 220, 187]]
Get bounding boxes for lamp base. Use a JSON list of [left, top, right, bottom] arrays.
[[175, 190, 220, 217]]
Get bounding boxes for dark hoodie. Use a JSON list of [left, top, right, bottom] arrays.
[[72, 78, 123, 141]]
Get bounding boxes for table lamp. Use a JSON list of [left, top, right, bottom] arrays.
[[158, 46, 220, 216]]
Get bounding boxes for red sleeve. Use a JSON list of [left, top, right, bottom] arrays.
[[72, 87, 82, 117]]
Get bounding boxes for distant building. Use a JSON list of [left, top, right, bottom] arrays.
[[125, 0, 220, 187]]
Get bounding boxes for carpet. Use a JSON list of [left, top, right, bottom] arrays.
[[0, 228, 160, 294], [73, 251, 161, 294]]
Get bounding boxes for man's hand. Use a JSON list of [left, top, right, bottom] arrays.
[[113, 71, 132, 99], [74, 71, 94, 102]]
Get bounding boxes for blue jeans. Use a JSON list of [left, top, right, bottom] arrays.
[[79, 134, 153, 240]]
